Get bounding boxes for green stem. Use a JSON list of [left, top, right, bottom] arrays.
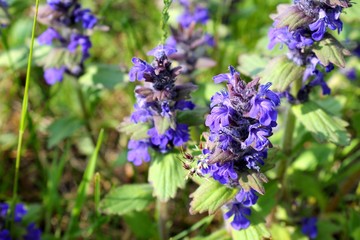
[[75, 81, 107, 163], [156, 199, 168, 240], [11, 0, 40, 229], [160, 0, 173, 44]]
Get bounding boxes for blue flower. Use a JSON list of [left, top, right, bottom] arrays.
[[177, 5, 209, 28], [245, 124, 272, 151], [205, 104, 233, 132], [147, 45, 177, 59], [67, 34, 92, 61], [224, 202, 251, 230], [44, 67, 66, 85], [211, 162, 238, 185], [301, 217, 318, 239], [309, 7, 343, 41], [248, 83, 279, 127], [236, 189, 258, 207], [129, 58, 154, 82], [24, 223, 42, 240], [73, 6, 98, 29], [170, 124, 190, 146], [127, 140, 151, 166], [0, 230, 11, 240], [148, 128, 171, 152], [37, 28, 62, 45]]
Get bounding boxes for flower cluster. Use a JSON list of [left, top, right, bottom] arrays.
[[0, 203, 41, 240], [166, 0, 215, 81], [124, 45, 197, 166], [37, 0, 97, 85], [198, 66, 280, 230], [268, 0, 351, 102]]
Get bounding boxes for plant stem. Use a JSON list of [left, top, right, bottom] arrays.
[[156, 199, 168, 240], [75, 81, 107, 163], [11, 0, 40, 229], [325, 168, 360, 212]]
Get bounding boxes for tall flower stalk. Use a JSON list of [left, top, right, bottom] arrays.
[[122, 45, 197, 165], [193, 66, 280, 230]]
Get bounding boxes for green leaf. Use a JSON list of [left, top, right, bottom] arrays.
[[190, 180, 238, 215], [273, 5, 314, 31], [177, 108, 208, 126], [270, 224, 291, 240], [312, 34, 351, 68], [99, 184, 154, 215], [237, 54, 268, 77], [148, 153, 186, 202], [192, 229, 231, 240], [260, 56, 304, 92], [231, 210, 271, 240], [123, 211, 157, 239], [292, 101, 350, 146], [239, 172, 268, 195], [47, 116, 84, 148], [118, 120, 150, 140], [79, 64, 125, 89], [153, 115, 172, 135]]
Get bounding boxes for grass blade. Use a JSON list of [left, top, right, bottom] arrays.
[[64, 129, 104, 239]]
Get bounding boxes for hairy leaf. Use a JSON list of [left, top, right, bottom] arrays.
[[118, 120, 150, 140], [153, 115, 171, 135], [239, 172, 268, 195], [292, 101, 350, 146], [238, 54, 268, 77], [47, 116, 84, 148], [273, 5, 315, 31], [177, 108, 208, 126], [79, 64, 125, 89], [148, 153, 186, 201], [260, 56, 304, 92], [190, 180, 238, 215], [99, 184, 154, 215], [312, 34, 351, 68]]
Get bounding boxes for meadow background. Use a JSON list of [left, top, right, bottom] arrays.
[[0, 0, 359, 239]]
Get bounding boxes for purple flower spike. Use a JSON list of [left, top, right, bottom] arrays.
[[147, 45, 177, 58], [127, 140, 151, 166], [236, 189, 258, 207]]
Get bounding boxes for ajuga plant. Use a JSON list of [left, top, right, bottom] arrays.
[[167, 0, 215, 82], [37, 0, 97, 85], [188, 66, 280, 230], [0, 203, 41, 240], [267, 0, 352, 102], [122, 44, 197, 167]]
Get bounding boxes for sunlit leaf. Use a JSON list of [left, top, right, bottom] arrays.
[[79, 64, 125, 89], [190, 180, 238, 215], [99, 184, 154, 215], [260, 56, 304, 92], [148, 153, 186, 202], [312, 34, 351, 68], [47, 116, 84, 148], [231, 210, 271, 240], [238, 54, 268, 77], [292, 101, 350, 146], [117, 120, 150, 140]]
